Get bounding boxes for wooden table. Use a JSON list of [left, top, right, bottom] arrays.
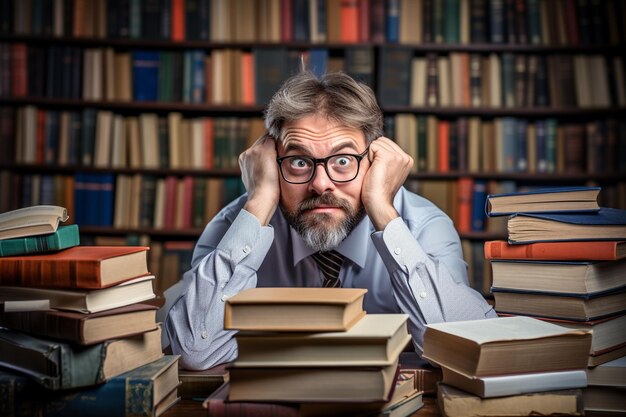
[[162, 396, 440, 416]]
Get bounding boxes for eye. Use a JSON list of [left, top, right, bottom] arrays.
[[288, 157, 312, 170], [332, 156, 354, 167]]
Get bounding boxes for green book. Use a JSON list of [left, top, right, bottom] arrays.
[[0, 224, 80, 257]]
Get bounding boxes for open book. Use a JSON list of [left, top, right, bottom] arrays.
[[0, 206, 68, 240]]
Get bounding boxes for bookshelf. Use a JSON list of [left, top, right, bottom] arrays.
[[1, 0, 625, 295]]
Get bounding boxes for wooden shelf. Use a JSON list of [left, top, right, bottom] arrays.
[[79, 226, 203, 238], [5, 164, 241, 177], [381, 106, 626, 118]]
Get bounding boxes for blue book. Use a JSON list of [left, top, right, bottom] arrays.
[[308, 48, 328, 78], [0, 356, 179, 417], [486, 186, 601, 217], [471, 180, 487, 231], [133, 51, 160, 101], [386, 0, 400, 43], [507, 207, 626, 244]]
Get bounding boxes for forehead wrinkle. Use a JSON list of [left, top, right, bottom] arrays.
[[281, 127, 363, 155]]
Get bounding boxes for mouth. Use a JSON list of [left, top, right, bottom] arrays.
[[304, 206, 344, 214]]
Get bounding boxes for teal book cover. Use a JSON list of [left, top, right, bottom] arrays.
[[0, 224, 79, 257]]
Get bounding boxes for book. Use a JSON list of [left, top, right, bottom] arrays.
[[0, 326, 163, 390], [492, 288, 626, 321], [0, 303, 158, 345], [484, 240, 626, 261], [178, 363, 229, 399], [0, 245, 150, 289], [0, 355, 180, 417], [485, 186, 601, 216], [438, 384, 584, 417], [583, 386, 626, 414], [234, 314, 410, 367], [0, 205, 68, 240], [507, 208, 626, 244], [0, 299, 49, 312], [422, 316, 592, 376], [228, 359, 398, 402], [0, 274, 156, 313], [441, 366, 587, 398], [0, 224, 79, 256], [587, 356, 626, 387], [490, 258, 626, 295], [224, 287, 367, 332]]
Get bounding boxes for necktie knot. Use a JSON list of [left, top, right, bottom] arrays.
[[312, 250, 345, 288]]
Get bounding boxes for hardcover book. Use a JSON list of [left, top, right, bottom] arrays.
[[507, 208, 626, 243], [0, 205, 68, 240], [485, 186, 600, 216], [0, 245, 150, 289], [234, 314, 410, 367], [586, 355, 626, 387], [484, 240, 626, 261], [0, 224, 79, 256], [0, 303, 158, 345], [422, 316, 592, 377], [0, 326, 163, 390], [224, 287, 367, 332], [0, 274, 156, 313]]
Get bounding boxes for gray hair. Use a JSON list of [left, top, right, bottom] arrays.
[[264, 71, 383, 144]]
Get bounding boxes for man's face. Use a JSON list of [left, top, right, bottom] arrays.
[[277, 115, 370, 252]]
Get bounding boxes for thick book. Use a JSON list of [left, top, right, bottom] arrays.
[[0, 326, 163, 390], [583, 385, 626, 414], [0, 205, 68, 240], [492, 287, 626, 321], [484, 240, 626, 261], [586, 355, 626, 387], [0, 275, 156, 313], [485, 186, 600, 216], [441, 366, 587, 398], [507, 208, 626, 244], [490, 258, 626, 295], [0, 355, 180, 417], [228, 360, 398, 402], [0, 224, 80, 256], [438, 384, 584, 417], [0, 303, 158, 344], [234, 314, 410, 367], [0, 245, 150, 289], [422, 316, 592, 377], [178, 363, 229, 399], [224, 287, 367, 332]]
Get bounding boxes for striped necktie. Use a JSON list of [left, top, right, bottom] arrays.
[[312, 250, 345, 288]]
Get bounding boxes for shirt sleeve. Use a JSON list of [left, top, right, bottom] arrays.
[[164, 209, 274, 370], [371, 216, 497, 354]]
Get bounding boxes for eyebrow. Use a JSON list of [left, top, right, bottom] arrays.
[[282, 141, 360, 155]]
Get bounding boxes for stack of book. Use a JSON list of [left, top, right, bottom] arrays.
[[204, 287, 423, 417], [423, 316, 592, 416], [484, 186, 626, 415], [0, 205, 179, 416]]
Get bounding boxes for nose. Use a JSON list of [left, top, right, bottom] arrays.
[[308, 163, 336, 195]]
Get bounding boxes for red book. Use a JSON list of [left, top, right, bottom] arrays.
[[358, 0, 370, 42], [484, 240, 626, 261], [456, 177, 474, 233], [0, 246, 150, 289], [11, 44, 27, 97], [163, 176, 177, 229], [181, 176, 194, 229], [281, 0, 293, 42], [340, 0, 360, 42], [171, 0, 186, 41], [36, 110, 46, 164], [240, 51, 255, 106], [437, 120, 450, 172]]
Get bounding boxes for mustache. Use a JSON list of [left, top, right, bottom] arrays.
[[297, 193, 352, 213]]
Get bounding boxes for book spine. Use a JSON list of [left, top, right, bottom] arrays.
[[0, 225, 80, 257], [484, 240, 619, 261]]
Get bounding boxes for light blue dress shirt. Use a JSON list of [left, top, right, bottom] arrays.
[[165, 186, 496, 370]]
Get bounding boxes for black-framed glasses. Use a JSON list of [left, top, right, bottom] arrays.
[[276, 147, 370, 184]]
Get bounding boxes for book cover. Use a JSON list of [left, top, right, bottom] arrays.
[[484, 240, 626, 261], [0, 303, 158, 345], [224, 287, 367, 332], [0, 205, 68, 241], [0, 245, 150, 289], [377, 46, 411, 107], [0, 224, 79, 256], [0, 326, 163, 390], [132, 50, 159, 101], [485, 186, 601, 216]]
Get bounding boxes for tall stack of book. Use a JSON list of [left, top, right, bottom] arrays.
[[203, 287, 423, 417], [423, 316, 591, 416], [484, 186, 626, 415], [0, 205, 179, 416]]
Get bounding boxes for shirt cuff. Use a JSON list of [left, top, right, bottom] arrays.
[[371, 217, 429, 272], [216, 209, 274, 270]]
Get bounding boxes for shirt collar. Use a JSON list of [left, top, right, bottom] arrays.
[[290, 213, 373, 269]]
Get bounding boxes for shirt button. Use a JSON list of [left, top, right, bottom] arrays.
[[419, 291, 427, 299], [394, 248, 401, 255], [243, 245, 250, 253], [201, 331, 208, 339]]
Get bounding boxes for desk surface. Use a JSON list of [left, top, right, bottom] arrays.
[[162, 396, 440, 416]]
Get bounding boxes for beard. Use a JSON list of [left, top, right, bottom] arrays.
[[282, 193, 365, 252]]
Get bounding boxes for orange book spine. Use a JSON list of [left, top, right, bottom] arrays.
[[340, 0, 360, 42], [437, 120, 450, 172], [484, 240, 622, 261], [457, 177, 473, 233], [240, 52, 255, 105], [171, 0, 186, 41]]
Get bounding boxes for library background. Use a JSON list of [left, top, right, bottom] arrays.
[[1, 0, 625, 302]]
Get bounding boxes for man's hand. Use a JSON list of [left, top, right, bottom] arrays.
[[361, 137, 414, 231], [240, 133, 280, 225]]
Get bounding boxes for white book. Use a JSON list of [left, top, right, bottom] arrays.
[[0, 205, 68, 240], [442, 366, 587, 398]]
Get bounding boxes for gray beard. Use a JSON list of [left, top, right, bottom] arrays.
[[282, 193, 365, 252]]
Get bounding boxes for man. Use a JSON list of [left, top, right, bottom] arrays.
[[165, 71, 496, 370]]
